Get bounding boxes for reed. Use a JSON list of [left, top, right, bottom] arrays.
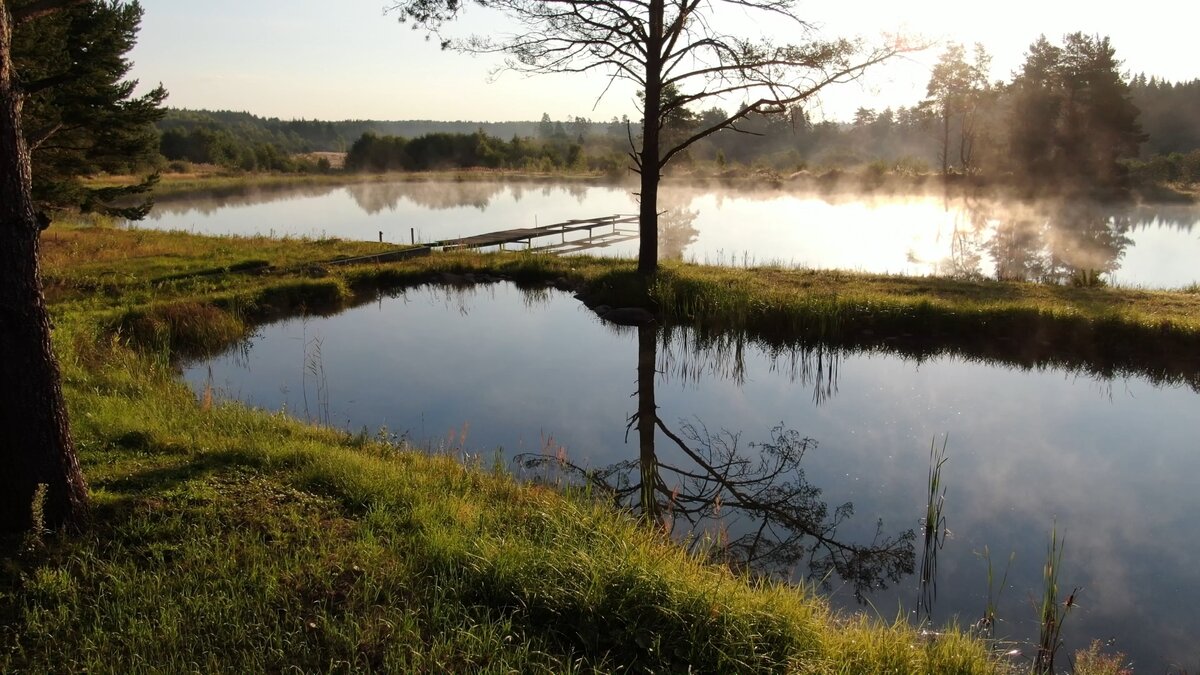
[[973, 544, 1014, 642], [918, 436, 950, 623], [1033, 524, 1079, 675]]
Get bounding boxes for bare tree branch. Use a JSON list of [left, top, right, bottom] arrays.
[[386, 0, 911, 273]]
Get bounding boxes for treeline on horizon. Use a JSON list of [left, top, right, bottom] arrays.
[[153, 34, 1200, 187], [156, 110, 638, 174]]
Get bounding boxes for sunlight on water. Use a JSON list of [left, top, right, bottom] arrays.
[[133, 179, 1200, 289]]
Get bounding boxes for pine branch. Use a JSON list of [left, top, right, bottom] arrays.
[[11, 0, 88, 25]]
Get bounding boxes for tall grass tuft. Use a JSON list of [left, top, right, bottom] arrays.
[[115, 301, 246, 357], [23, 483, 50, 552], [1034, 524, 1079, 675], [918, 436, 949, 623], [1073, 640, 1131, 675], [972, 545, 1013, 641]]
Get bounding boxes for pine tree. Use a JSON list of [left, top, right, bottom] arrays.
[[13, 0, 165, 218], [0, 0, 163, 533], [1008, 33, 1144, 189]]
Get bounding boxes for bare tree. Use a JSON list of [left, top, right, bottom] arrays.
[[387, 0, 905, 275], [0, 0, 91, 533]]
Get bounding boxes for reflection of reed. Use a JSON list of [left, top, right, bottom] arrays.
[[659, 326, 843, 405], [658, 292, 1200, 393]]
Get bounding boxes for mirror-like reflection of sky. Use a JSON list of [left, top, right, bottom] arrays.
[[137, 180, 1200, 289], [184, 284, 1200, 672]]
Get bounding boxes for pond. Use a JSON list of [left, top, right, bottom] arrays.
[[185, 283, 1200, 673], [137, 179, 1200, 289]]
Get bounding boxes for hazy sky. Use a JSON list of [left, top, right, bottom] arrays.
[[127, 0, 1198, 123]]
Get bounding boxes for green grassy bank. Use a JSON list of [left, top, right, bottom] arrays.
[[4, 220, 1177, 672]]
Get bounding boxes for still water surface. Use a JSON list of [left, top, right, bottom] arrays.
[[185, 284, 1200, 672], [138, 179, 1200, 289]]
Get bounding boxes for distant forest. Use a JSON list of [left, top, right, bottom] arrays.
[[155, 109, 641, 173], [154, 39, 1200, 187]]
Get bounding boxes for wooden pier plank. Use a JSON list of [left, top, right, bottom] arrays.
[[435, 214, 638, 251]]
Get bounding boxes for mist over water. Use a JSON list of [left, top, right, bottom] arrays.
[[136, 179, 1200, 288]]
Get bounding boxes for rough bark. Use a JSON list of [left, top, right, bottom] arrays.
[[0, 1, 88, 533]]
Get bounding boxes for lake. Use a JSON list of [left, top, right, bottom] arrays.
[[137, 179, 1200, 289], [185, 283, 1200, 673]]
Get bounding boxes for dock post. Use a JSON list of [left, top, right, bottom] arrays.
[[410, 228, 415, 245], [379, 231, 383, 243]]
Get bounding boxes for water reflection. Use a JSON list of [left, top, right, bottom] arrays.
[[659, 326, 842, 404], [148, 182, 343, 217], [657, 204, 700, 261], [133, 179, 1200, 288], [918, 194, 1139, 284], [185, 283, 1200, 671], [345, 180, 509, 213], [520, 323, 914, 600], [964, 199, 1135, 284]]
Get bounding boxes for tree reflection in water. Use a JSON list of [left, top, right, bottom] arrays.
[[943, 196, 1136, 284], [657, 204, 701, 261], [518, 324, 914, 601]]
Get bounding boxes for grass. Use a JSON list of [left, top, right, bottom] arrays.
[[5, 218, 1185, 672]]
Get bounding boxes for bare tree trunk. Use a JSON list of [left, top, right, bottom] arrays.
[[635, 323, 661, 526], [0, 2, 88, 533], [636, 0, 664, 276]]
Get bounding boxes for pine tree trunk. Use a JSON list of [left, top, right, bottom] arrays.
[[941, 101, 951, 176], [0, 3, 88, 533]]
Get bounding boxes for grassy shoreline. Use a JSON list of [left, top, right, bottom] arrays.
[[3, 221, 1178, 672], [85, 167, 621, 197]]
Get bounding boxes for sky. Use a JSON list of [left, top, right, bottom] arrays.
[[127, 0, 1199, 124]]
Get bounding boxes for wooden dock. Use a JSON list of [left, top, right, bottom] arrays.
[[322, 245, 432, 267], [313, 214, 639, 269], [433, 214, 639, 252]]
